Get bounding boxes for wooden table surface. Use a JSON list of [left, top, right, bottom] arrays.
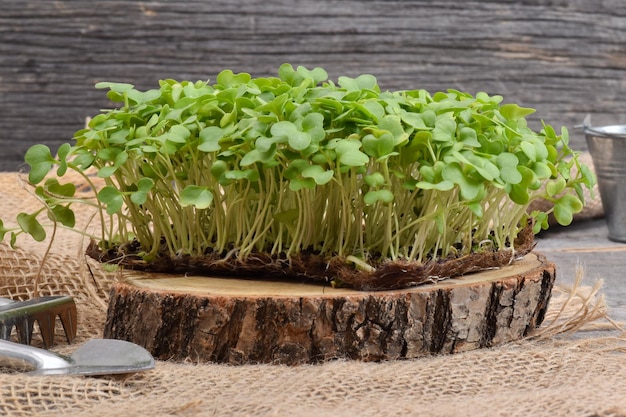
[[536, 218, 626, 325]]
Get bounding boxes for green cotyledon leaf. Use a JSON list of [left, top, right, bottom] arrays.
[[301, 165, 334, 185], [49, 204, 76, 228], [441, 162, 483, 200], [334, 140, 369, 167], [364, 189, 394, 205], [24, 144, 55, 184], [553, 194, 583, 226], [16, 212, 46, 242], [180, 185, 214, 209], [97, 186, 124, 215]]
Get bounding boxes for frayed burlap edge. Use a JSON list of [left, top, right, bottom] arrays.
[[530, 264, 620, 340]]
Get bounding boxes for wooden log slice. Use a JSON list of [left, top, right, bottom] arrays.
[[104, 252, 555, 365]]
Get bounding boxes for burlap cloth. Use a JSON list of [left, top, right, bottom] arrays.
[[1, 153, 625, 417]]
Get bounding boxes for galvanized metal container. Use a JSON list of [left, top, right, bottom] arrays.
[[584, 123, 626, 242]]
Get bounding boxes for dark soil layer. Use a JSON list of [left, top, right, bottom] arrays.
[[87, 225, 536, 291]]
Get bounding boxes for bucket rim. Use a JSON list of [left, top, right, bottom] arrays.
[[581, 115, 626, 138], [583, 125, 626, 138]]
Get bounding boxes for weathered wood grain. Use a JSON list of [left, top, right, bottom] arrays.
[[2, 1, 626, 170]]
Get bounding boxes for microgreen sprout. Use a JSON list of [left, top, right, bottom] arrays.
[[1, 64, 595, 285]]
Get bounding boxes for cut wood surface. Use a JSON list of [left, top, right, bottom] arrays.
[[104, 252, 556, 365], [2, 1, 626, 170]]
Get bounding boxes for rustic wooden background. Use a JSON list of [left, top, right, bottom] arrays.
[[1, 0, 625, 171]]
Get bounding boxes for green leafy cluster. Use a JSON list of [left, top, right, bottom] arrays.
[[1, 64, 595, 266]]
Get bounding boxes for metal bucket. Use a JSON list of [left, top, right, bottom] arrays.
[[584, 122, 626, 242]]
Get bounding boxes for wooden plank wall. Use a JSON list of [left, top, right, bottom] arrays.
[[1, 0, 625, 171]]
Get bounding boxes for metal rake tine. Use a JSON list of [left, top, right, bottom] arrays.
[[15, 317, 34, 346], [34, 312, 55, 349], [0, 323, 13, 341], [57, 304, 78, 343], [43, 297, 78, 344], [0, 317, 31, 344]]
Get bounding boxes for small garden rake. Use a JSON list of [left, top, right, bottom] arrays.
[[0, 296, 77, 348]]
